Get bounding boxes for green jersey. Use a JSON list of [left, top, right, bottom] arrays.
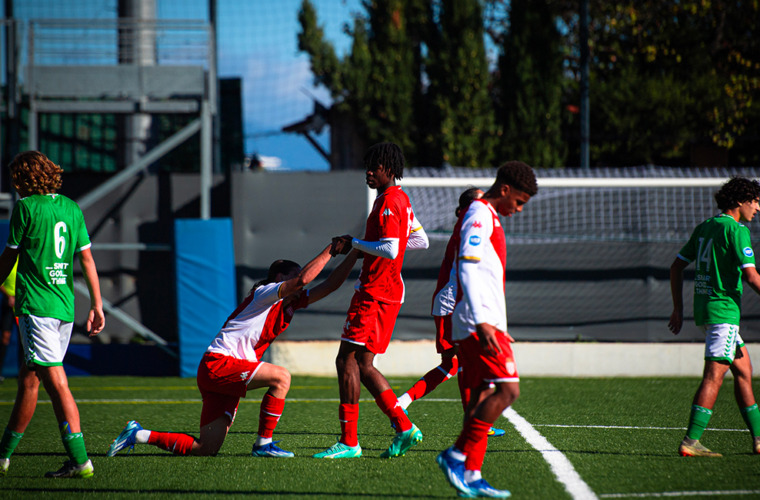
[[7, 194, 91, 322], [677, 213, 755, 326]]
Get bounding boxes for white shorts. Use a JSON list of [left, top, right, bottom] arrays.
[[19, 315, 73, 367], [702, 324, 745, 363]]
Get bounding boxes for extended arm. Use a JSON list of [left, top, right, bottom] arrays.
[[306, 250, 360, 304], [278, 243, 336, 299], [77, 247, 105, 336], [668, 257, 688, 335], [351, 237, 398, 259]]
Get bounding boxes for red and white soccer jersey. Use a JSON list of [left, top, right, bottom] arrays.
[[206, 282, 308, 364], [355, 185, 415, 304], [431, 213, 466, 317], [452, 199, 507, 341]]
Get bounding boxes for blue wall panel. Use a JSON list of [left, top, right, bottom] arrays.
[[175, 218, 236, 377]]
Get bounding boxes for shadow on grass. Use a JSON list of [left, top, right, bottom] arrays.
[[5, 486, 443, 498]]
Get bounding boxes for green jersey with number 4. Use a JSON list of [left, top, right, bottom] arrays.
[[677, 213, 756, 326], [7, 194, 92, 322]]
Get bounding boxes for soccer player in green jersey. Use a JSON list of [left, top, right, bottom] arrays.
[[0, 151, 105, 478], [669, 176, 760, 457]]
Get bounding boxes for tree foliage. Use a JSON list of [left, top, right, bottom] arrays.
[[495, 0, 566, 167], [299, 0, 760, 168]]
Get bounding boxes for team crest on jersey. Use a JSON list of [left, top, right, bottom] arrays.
[[240, 371, 250, 381], [382, 208, 394, 217], [469, 235, 481, 246], [744, 247, 754, 257], [505, 360, 516, 375], [472, 221, 482, 228]]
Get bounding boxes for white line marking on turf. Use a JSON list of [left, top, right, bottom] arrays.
[[599, 490, 760, 498], [503, 407, 598, 500]]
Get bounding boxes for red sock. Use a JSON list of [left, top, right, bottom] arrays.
[[376, 389, 412, 432], [455, 417, 491, 471], [458, 371, 470, 412], [147, 431, 196, 455], [258, 393, 285, 439], [339, 403, 359, 447], [407, 357, 459, 402]]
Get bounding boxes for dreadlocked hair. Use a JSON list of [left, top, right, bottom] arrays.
[[252, 259, 301, 291], [494, 160, 538, 196], [10, 151, 63, 196], [363, 142, 405, 180], [715, 176, 760, 211]]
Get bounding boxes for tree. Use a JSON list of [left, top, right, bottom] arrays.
[[427, 0, 497, 167], [556, 0, 760, 166], [495, 0, 566, 167], [298, 0, 419, 163], [298, 0, 496, 168]]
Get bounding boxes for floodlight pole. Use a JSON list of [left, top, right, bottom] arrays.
[[580, 0, 590, 169]]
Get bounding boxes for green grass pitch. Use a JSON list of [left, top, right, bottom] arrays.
[[1, 375, 759, 499]]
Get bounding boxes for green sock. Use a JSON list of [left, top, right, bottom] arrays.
[[686, 405, 713, 441], [740, 404, 760, 437], [59, 422, 89, 465], [0, 427, 24, 459]]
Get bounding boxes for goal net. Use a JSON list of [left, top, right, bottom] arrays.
[[397, 166, 760, 343]]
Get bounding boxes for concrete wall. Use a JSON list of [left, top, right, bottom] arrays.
[[268, 340, 731, 378]]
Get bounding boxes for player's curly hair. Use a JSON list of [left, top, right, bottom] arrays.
[[363, 142, 405, 180], [9, 150, 63, 196], [252, 259, 301, 291], [494, 160, 538, 196], [455, 187, 483, 217], [715, 176, 760, 211]]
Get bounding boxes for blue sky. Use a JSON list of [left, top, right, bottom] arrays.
[[8, 0, 363, 171], [214, 0, 362, 171]]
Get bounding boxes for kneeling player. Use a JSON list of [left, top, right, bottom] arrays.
[[108, 239, 357, 458]]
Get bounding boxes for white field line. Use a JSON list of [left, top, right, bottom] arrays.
[[503, 407, 599, 500], [599, 491, 760, 498]]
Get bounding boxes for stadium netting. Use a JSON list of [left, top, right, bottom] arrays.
[[387, 166, 760, 343]]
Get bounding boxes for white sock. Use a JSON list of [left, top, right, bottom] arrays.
[[397, 393, 412, 410], [448, 446, 466, 462], [255, 436, 272, 447], [135, 430, 151, 444], [465, 469, 482, 483]]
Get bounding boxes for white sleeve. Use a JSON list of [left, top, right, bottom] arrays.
[[406, 214, 429, 250], [458, 259, 488, 325], [253, 281, 285, 306], [351, 237, 399, 259]]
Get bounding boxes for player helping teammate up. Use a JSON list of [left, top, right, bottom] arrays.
[[108, 237, 358, 458]]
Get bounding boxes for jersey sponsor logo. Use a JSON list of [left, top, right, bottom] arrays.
[[469, 235, 481, 246], [382, 208, 394, 217], [744, 247, 754, 257]]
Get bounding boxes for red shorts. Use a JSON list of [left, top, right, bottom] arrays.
[[196, 352, 262, 427], [434, 315, 455, 353], [457, 331, 519, 390], [342, 290, 402, 354]]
